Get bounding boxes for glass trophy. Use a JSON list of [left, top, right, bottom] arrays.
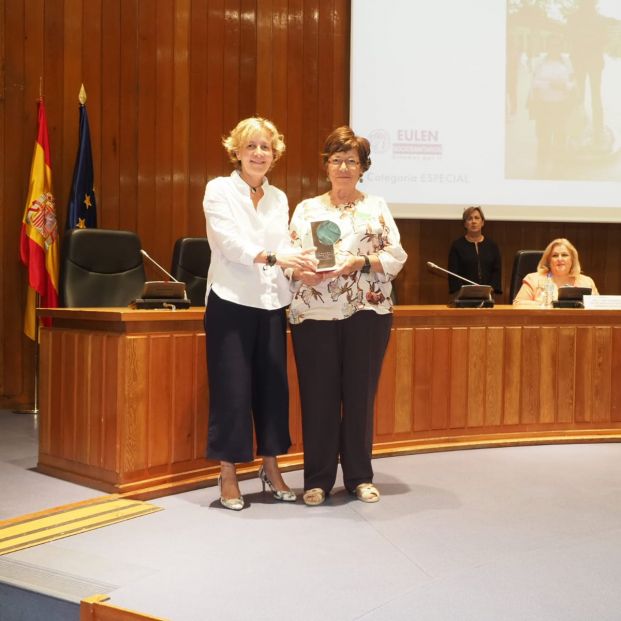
[[310, 220, 341, 271]]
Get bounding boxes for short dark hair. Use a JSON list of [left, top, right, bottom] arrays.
[[321, 126, 371, 173], [462, 206, 485, 225]]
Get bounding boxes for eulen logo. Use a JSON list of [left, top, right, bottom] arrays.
[[369, 129, 390, 154], [393, 129, 442, 158]]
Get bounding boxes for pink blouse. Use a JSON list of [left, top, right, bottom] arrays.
[[513, 272, 598, 306]]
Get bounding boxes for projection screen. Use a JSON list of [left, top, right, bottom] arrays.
[[350, 0, 621, 221]]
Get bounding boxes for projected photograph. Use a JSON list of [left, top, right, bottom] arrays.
[[505, 0, 621, 181]]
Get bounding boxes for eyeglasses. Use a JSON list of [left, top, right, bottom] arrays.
[[327, 157, 360, 169]]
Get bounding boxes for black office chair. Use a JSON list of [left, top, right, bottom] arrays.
[[509, 250, 544, 302], [170, 237, 211, 306], [59, 229, 146, 307]]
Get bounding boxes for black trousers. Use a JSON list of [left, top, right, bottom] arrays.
[[290, 310, 392, 493], [205, 291, 291, 463]]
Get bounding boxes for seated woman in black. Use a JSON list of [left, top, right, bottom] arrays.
[[448, 206, 502, 296]]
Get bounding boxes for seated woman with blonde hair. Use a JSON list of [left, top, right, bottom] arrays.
[[513, 238, 598, 306]]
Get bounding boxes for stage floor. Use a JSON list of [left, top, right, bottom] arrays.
[[2, 409, 621, 621]]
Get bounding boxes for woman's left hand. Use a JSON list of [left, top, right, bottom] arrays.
[[328, 255, 363, 278]]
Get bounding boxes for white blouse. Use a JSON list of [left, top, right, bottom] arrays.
[[203, 172, 292, 310], [288, 193, 407, 324]]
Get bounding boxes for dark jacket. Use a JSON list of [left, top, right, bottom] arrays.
[[448, 236, 502, 294]]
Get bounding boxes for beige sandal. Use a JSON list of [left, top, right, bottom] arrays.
[[303, 488, 326, 506], [355, 483, 380, 503]]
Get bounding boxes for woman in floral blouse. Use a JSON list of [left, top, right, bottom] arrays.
[[288, 126, 407, 506]]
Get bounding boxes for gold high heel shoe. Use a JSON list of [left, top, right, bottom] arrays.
[[258, 466, 296, 502], [218, 475, 244, 511], [303, 488, 326, 506]]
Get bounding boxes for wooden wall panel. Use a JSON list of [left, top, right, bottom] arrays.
[[104, 335, 120, 472], [148, 335, 174, 467], [375, 328, 396, 437], [38, 307, 621, 494], [119, 0, 140, 233], [485, 327, 504, 427], [2, 0, 621, 409], [59, 332, 78, 460], [557, 327, 576, 424], [592, 327, 612, 423], [172, 334, 199, 463], [521, 327, 540, 424], [430, 328, 450, 430], [88, 334, 105, 467], [124, 336, 149, 472], [101, 1, 121, 230], [448, 328, 468, 429], [612, 328, 621, 423], [502, 327, 521, 426], [466, 328, 486, 428], [393, 328, 413, 434], [412, 328, 432, 432], [574, 327, 592, 423], [74, 334, 90, 463], [539, 327, 558, 425]]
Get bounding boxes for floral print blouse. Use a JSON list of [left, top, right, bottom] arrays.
[[288, 193, 407, 324]]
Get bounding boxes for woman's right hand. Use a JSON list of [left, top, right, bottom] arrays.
[[278, 247, 318, 272], [293, 267, 324, 286]]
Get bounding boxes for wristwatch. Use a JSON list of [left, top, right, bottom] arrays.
[[361, 255, 371, 274], [266, 251, 278, 267]]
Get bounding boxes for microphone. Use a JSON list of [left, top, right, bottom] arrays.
[[426, 261, 494, 308], [141, 249, 180, 282], [426, 261, 479, 286], [139, 249, 189, 304]]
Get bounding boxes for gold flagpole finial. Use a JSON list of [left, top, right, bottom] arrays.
[[79, 84, 87, 105]]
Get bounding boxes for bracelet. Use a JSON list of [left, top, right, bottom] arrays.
[[265, 251, 277, 267], [361, 255, 371, 274]]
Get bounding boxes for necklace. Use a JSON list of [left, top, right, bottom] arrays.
[[327, 191, 362, 210], [238, 171, 262, 194]]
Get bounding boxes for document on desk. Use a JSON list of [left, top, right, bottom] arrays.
[[583, 295, 621, 310]]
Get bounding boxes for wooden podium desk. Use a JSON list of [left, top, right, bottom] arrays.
[[37, 306, 621, 498]]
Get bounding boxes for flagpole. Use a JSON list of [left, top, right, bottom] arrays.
[[14, 293, 40, 415]]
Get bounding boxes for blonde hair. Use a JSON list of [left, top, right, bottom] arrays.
[[538, 238, 582, 277], [222, 117, 286, 169]]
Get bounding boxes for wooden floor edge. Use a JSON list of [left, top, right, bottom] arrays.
[[121, 432, 621, 500], [80, 594, 169, 621], [370, 431, 621, 458], [119, 457, 305, 501], [30, 433, 621, 503]]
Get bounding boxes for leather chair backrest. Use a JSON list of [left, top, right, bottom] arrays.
[[170, 237, 211, 306], [509, 250, 544, 302], [60, 229, 146, 307]]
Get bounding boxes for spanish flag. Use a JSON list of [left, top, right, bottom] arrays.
[[19, 100, 59, 340]]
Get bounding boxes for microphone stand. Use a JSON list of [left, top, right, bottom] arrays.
[[140, 249, 182, 284], [426, 262, 479, 286], [136, 249, 191, 308], [426, 262, 494, 308], [14, 292, 41, 415]]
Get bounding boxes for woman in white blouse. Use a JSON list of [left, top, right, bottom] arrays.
[[203, 117, 315, 511], [288, 126, 407, 506]]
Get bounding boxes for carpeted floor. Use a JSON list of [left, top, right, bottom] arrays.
[[2, 409, 621, 621]]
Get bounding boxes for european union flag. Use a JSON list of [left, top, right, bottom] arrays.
[[66, 92, 97, 229]]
